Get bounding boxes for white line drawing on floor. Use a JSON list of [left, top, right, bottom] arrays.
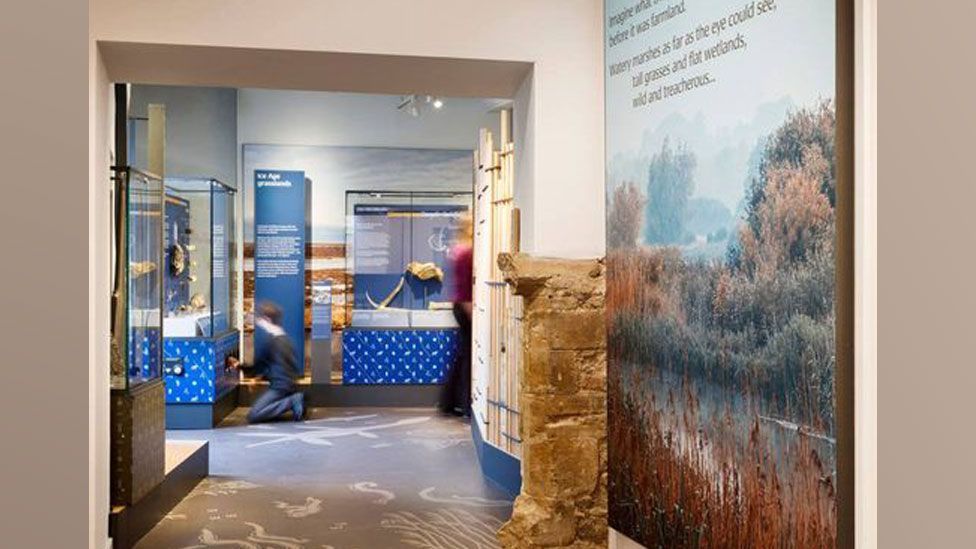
[[194, 479, 262, 497], [350, 481, 396, 505], [180, 521, 309, 549], [381, 508, 502, 549], [418, 487, 512, 508], [237, 416, 431, 448], [274, 496, 323, 518], [370, 442, 394, 449], [405, 427, 471, 450], [302, 414, 379, 424], [245, 522, 309, 548]]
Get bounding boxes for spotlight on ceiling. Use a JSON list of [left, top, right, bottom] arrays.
[[398, 94, 443, 116], [397, 94, 420, 117]]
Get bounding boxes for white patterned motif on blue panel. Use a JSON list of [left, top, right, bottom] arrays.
[[342, 329, 458, 385]]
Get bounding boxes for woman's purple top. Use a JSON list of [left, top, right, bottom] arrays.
[[450, 244, 473, 303]]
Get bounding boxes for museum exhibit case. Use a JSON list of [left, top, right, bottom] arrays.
[[162, 177, 241, 428], [110, 166, 166, 505], [342, 191, 472, 384]]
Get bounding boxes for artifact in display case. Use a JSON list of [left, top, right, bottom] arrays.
[[111, 167, 165, 390], [162, 178, 241, 411]]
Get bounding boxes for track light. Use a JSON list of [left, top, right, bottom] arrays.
[[398, 94, 443, 117]]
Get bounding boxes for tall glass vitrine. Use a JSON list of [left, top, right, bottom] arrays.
[[111, 167, 165, 390], [161, 178, 241, 421]]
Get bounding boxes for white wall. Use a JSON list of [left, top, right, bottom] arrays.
[[88, 43, 112, 549], [92, 0, 606, 259], [130, 85, 238, 187]]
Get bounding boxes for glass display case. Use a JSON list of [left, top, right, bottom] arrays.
[[161, 178, 241, 411], [344, 191, 472, 326], [342, 191, 472, 385], [111, 167, 164, 390]]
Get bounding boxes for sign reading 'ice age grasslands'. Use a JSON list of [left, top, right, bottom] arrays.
[[605, 0, 840, 547]]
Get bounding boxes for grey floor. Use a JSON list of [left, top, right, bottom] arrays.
[[137, 407, 512, 548]]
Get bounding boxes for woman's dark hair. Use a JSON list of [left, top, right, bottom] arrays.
[[257, 301, 283, 325]]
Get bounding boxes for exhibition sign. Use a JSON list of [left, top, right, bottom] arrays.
[[605, 0, 841, 546], [311, 280, 332, 341], [253, 169, 306, 372]]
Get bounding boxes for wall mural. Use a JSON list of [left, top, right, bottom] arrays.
[[605, 0, 838, 546]]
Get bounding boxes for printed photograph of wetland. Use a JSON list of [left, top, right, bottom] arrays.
[[604, 1, 837, 546]]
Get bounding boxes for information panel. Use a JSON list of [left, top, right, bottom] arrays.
[[254, 169, 306, 372], [311, 280, 332, 341]]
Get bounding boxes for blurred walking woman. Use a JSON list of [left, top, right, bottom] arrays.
[[440, 214, 473, 416]]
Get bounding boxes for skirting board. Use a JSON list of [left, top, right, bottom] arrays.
[[165, 386, 238, 429], [471, 418, 521, 498]]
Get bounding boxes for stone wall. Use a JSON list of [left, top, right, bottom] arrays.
[[496, 254, 608, 549]]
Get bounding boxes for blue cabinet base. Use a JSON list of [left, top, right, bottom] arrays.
[[163, 330, 240, 404], [342, 328, 459, 384], [165, 386, 238, 429]]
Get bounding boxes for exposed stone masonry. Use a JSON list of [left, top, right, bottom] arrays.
[[496, 254, 608, 549]]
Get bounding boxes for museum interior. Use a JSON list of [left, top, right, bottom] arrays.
[[79, 1, 879, 549]]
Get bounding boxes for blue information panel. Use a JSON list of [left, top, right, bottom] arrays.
[[311, 280, 332, 341], [254, 169, 306, 373]]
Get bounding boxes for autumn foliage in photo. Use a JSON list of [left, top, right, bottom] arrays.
[[607, 101, 838, 548]]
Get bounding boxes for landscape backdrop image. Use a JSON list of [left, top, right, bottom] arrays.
[[604, 0, 838, 546]]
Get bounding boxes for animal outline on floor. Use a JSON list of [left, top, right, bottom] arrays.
[[418, 487, 512, 508], [274, 496, 323, 518], [349, 481, 396, 505]]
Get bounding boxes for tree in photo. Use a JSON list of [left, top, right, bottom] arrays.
[[644, 139, 696, 245], [607, 181, 646, 250], [736, 101, 835, 279]]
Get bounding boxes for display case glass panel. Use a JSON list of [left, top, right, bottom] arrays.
[[163, 178, 238, 337], [344, 191, 472, 328], [113, 167, 164, 390]]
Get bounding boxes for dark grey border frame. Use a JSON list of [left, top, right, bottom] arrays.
[[835, 0, 855, 546]]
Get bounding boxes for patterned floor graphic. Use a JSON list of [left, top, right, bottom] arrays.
[[137, 408, 512, 549]]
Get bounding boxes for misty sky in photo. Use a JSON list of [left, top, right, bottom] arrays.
[[606, 0, 835, 213]]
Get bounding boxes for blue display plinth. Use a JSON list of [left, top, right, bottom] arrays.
[[163, 330, 240, 404], [342, 328, 459, 385], [163, 330, 240, 429]]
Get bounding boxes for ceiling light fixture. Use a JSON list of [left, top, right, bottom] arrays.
[[398, 94, 443, 117]]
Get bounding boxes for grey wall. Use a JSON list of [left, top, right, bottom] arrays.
[[237, 89, 503, 153], [130, 85, 238, 187]]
